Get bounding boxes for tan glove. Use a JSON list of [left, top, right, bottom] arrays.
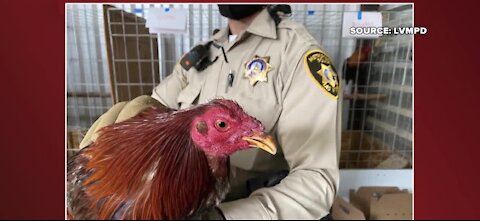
[[79, 95, 164, 149]]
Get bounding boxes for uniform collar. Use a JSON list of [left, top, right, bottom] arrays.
[[212, 8, 277, 43], [245, 8, 277, 39], [212, 28, 229, 43]]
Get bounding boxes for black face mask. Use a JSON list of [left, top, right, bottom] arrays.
[[218, 5, 266, 20]]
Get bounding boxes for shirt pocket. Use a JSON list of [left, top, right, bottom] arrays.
[[176, 83, 202, 109]]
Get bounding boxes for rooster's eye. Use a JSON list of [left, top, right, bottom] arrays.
[[215, 120, 228, 130]]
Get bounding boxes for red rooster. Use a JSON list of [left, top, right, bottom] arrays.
[[67, 99, 276, 220]]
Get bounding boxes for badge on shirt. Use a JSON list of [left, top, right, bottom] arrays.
[[244, 55, 272, 86], [304, 50, 339, 99]]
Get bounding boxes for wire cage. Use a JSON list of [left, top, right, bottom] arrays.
[[66, 3, 413, 169]]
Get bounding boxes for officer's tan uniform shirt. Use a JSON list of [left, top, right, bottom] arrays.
[[152, 9, 341, 220]]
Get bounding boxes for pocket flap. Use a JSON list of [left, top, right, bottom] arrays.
[[176, 83, 202, 109]]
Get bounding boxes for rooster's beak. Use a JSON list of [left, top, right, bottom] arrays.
[[242, 134, 277, 155]]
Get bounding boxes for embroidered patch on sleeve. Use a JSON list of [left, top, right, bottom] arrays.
[[304, 50, 340, 99]]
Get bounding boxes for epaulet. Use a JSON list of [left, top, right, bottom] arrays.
[[277, 19, 318, 45]]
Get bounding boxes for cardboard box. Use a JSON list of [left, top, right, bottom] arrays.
[[331, 186, 413, 220], [370, 192, 412, 220], [332, 196, 366, 220], [349, 186, 412, 220]]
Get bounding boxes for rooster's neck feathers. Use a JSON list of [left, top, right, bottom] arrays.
[[77, 105, 229, 219]]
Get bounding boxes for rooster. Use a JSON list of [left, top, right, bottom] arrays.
[[67, 99, 277, 220]]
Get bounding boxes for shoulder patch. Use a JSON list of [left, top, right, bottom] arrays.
[[304, 50, 339, 99]]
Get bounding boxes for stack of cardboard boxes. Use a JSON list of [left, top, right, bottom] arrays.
[[332, 186, 412, 220]]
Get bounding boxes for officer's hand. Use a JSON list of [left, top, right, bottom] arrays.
[[79, 95, 164, 149]]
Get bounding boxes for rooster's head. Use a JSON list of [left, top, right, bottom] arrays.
[[190, 99, 277, 157]]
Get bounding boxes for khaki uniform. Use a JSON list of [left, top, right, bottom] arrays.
[[152, 9, 342, 219], [80, 8, 342, 220]]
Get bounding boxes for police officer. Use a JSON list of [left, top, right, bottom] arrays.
[[80, 4, 341, 220]]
